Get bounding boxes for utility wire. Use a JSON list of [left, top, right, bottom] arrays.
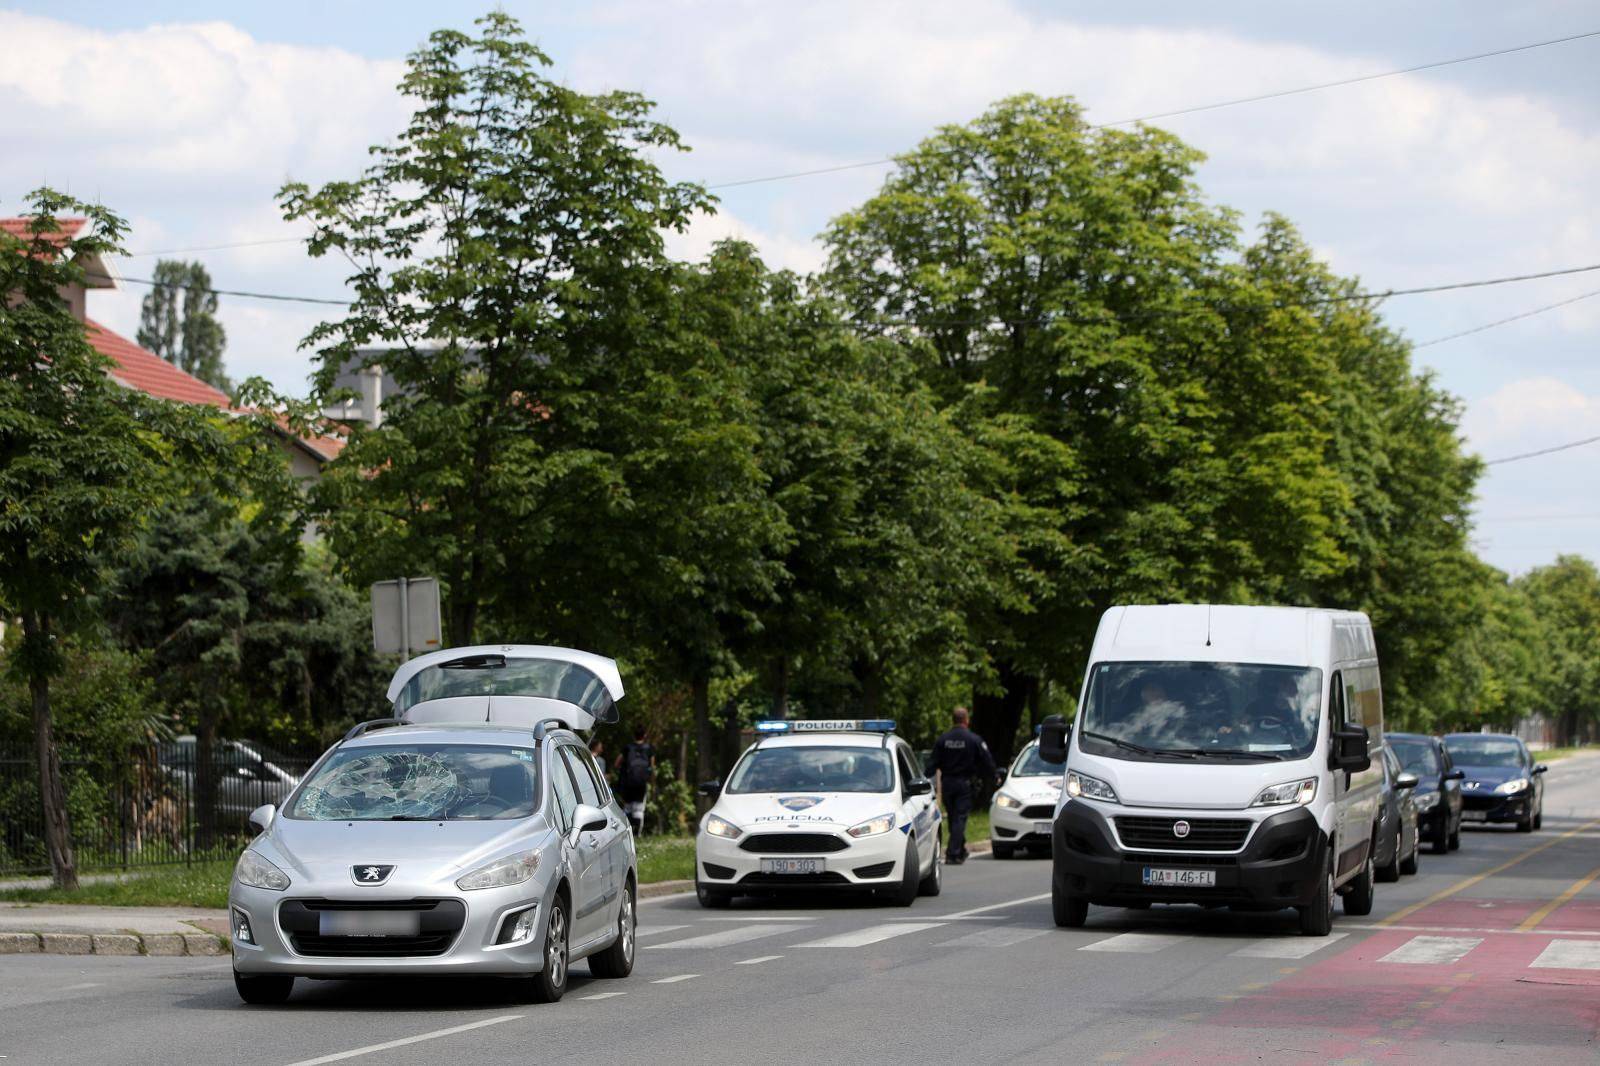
[[84, 271, 348, 306], [1414, 287, 1600, 349], [1484, 434, 1600, 466], [706, 28, 1600, 190], [120, 236, 305, 258]]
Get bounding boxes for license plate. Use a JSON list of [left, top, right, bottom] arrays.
[[760, 858, 824, 875], [1033, 821, 1053, 836], [1462, 810, 1488, 822], [1141, 867, 1216, 888], [319, 910, 422, 936]]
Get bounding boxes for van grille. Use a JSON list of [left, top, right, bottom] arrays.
[[1114, 817, 1252, 851]]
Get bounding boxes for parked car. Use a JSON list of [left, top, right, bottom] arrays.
[[1376, 743, 1420, 880], [1442, 732, 1548, 833], [160, 738, 303, 825], [990, 739, 1063, 859], [1386, 732, 1464, 853]]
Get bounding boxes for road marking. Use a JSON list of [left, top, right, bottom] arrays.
[[1530, 939, 1600, 970], [736, 955, 783, 965], [644, 924, 791, 950], [1378, 935, 1482, 965], [1231, 933, 1347, 959], [797, 922, 946, 948], [281, 1015, 523, 1066], [701, 916, 815, 922], [938, 892, 1051, 920], [652, 974, 699, 984], [1379, 816, 1600, 926], [581, 992, 628, 1001], [939, 926, 1051, 949], [58, 983, 102, 991], [1079, 933, 1190, 954], [1517, 864, 1600, 931], [1346, 922, 1600, 938], [635, 924, 689, 939]]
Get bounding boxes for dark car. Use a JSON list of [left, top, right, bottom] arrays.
[[1442, 732, 1548, 833], [1387, 732, 1464, 852], [1375, 743, 1421, 880]]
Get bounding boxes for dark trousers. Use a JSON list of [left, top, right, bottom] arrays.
[[942, 780, 972, 859]]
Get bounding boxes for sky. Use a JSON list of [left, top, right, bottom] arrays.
[[3, 1, 1598, 575]]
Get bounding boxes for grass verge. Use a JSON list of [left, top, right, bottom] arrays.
[[1536, 745, 1594, 763]]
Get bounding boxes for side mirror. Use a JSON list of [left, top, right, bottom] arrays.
[[573, 803, 608, 834], [1330, 725, 1371, 773], [905, 778, 933, 797], [1533, 764, 1548, 775], [247, 804, 276, 834], [1445, 768, 1465, 781], [1395, 772, 1419, 791], [697, 780, 722, 798], [1038, 715, 1070, 766]]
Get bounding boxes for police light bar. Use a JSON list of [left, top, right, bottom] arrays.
[[755, 719, 896, 733]]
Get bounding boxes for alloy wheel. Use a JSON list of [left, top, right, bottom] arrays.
[[546, 905, 568, 988], [619, 891, 635, 965]]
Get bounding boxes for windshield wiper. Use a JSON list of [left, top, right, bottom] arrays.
[[1081, 731, 1196, 759], [1168, 748, 1284, 761], [387, 814, 440, 820]]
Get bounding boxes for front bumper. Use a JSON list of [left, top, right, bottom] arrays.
[[230, 878, 553, 977], [697, 826, 910, 891], [1051, 800, 1326, 908], [1461, 791, 1531, 823], [991, 801, 1057, 846]]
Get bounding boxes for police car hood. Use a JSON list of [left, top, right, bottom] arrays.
[[715, 789, 899, 831]]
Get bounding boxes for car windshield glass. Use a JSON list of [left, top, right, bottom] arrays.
[[396, 657, 612, 717], [1390, 740, 1441, 776], [287, 744, 540, 820], [1079, 661, 1323, 761], [1010, 743, 1056, 777], [1445, 737, 1524, 768], [726, 746, 894, 794]]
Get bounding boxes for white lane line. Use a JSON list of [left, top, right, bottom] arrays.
[[652, 974, 700, 984], [1530, 939, 1600, 970], [700, 916, 815, 922], [1346, 922, 1600, 938], [282, 1015, 523, 1066], [1078, 932, 1191, 954], [938, 892, 1052, 920], [58, 983, 103, 991], [796, 922, 946, 948], [1231, 933, 1348, 960], [939, 926, 1051, 949], [644, 923, 792, 950], [1378, 935, 1483, 965], [635, 924, 690, 939], [736, 955, 783, 965], [581, 992, 628, 1001]]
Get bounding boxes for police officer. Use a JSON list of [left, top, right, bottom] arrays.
[[929, 706, 998, 865]]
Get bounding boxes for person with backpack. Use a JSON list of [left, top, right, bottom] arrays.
[[613, 725, 656, 835]]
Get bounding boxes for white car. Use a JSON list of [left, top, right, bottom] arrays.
[[989, 739, 1063, 859], [695, 720, 943, 907]]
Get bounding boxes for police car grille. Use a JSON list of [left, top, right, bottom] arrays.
[[1020, 804, 1055, 820], [739, 833, 849, 853], [1114, 817, 1252, 851]]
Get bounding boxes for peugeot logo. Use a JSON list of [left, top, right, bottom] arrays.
[[352, 864, 395, 885], [1172, 820, 1191, 839]]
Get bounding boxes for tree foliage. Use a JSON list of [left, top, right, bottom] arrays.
[[136, 259, 231, 392]]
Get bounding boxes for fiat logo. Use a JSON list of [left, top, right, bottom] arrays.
[[1172, 820, 1191, 839]]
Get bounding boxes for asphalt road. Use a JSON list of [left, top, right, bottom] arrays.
[[5, 754, 1598, 1066]]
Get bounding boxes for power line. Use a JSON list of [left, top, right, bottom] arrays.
[[706, 28, 1600, 190], [1484, 434, 1600, 466], [120, 237, 305, 258], [85, 271, 347, 306], [1414, 287, 1600, 349]]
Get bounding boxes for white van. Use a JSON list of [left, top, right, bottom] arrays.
[[1039, 604, 1383, 936]]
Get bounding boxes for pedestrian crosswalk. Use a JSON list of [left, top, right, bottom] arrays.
[[1378, 935, 1482, 965]]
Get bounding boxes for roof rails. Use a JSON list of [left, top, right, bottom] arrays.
[[344, 718, 404, 742]]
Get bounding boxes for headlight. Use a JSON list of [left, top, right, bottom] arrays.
[[1252, 778, 1318, 807], [1065, 770, 1117, 803], [235, 850, 291, 891], [994, 792, 1022, 810], [703, 813, 742, 839], [1413, 790, 1439, 811], [455, 849, 540, 891], [848, 814, 896, 838], [1495, 778, 1530, 795]]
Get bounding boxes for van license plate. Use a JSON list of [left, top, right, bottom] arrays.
[[761, 858, 824, 875], [1141, 867, 1215, 888]]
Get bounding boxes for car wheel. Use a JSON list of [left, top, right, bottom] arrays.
[[1343, 846, 1376, 917], [1052, 873, 1088, 928], [1376, 827, 1401, 883], [519, 894, 569, 1004], [1517, 806, 1535, 833], [233, 971, 293, 1005], [1533, 805, 1543, 831], [889, 839, 920, 907], [1298, 848, 1335, 936], [1430, 816, 1449, 855], [1400, 829, 1420, 876], [918, 847, 942, 897], [1448, 822, 1461, 850], [695, 882, 732, 909], [992, 841, 1015, 860], [588, 880, 635, 979]]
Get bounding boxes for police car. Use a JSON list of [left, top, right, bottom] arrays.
[[695, 720, 943, 907], [988, 739, 1062, 859]]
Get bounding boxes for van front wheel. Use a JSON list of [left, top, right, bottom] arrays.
[[1298, 848, 1334, 936], [1052, 882, 1088, 927]]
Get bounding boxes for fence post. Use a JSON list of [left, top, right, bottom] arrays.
[[120, 770, 128, 869]]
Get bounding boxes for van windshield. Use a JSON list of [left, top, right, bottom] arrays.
[[1079, 661, 1322, 762]]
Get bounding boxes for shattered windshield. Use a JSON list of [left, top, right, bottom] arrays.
[[287, 744, 540, 821]]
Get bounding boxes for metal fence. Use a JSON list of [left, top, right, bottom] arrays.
[[0, 738, 321, 877]]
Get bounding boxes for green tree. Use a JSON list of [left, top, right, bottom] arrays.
[[1517, 556, 1600, 744], [137, 259, 231, 392]]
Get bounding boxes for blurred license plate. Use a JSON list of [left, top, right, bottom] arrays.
[[760, 858, 824, 875], [1462, 810, 1488, 822], [1141, 867, 1215, 888], [319, 910, 422, 936], [1033, 821, 1053, 836]]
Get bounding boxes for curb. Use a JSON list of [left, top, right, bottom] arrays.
[[0, 929, 228, 957]]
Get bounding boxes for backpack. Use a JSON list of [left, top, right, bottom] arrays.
[[623, 744, 653, 791]]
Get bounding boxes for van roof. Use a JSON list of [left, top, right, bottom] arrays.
[[1092, 604, 1374, 668]]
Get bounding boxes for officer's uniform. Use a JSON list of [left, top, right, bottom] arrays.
[[929, 725, 997, 862]]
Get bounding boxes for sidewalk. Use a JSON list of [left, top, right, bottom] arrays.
[[0, 902, 228, 957]]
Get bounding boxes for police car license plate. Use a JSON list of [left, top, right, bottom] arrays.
[[1033, 821, 1053, 836], [1462, 810, 1488, 822], [1141, 867, 1215, 888], [761, 858, 825, 875], [319, 910, 422, 936]]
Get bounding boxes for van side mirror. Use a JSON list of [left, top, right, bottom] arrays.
[[1394, 772, 1419, 791], [905, 777, 932, 797], [1038, 715, 1070, 766], [697, 780, 722, 798], [1330, 725, 1370, 773], [248, 803, 276, 834]]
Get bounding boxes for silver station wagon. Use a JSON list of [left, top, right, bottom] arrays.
[[229, 645, 637, 1005]]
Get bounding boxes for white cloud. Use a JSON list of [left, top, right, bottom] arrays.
[[665, 208, 828, 275]]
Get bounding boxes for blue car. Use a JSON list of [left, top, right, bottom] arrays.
[[1441, 733, 1548, 833], [1387, 732, 1464, 853]]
